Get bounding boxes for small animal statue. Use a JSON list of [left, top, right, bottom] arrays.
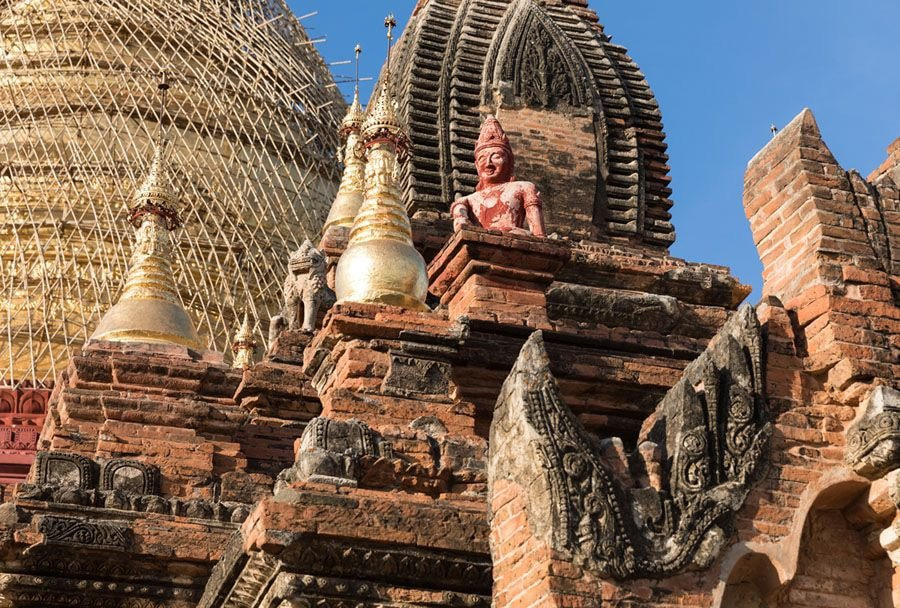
[[269, 240, 335, 342]]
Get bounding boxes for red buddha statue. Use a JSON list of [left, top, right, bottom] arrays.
[[450, 116, 546, 237]]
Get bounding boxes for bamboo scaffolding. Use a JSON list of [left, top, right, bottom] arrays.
[[0, 0, 345, 386]]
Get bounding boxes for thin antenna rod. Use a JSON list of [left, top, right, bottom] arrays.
[[384, 14, 396, 74], [354, 43, 362, 96], [157, 68, 170, 141]]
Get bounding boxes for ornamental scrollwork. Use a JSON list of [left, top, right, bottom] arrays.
[[37, 515, 131, 551], [489, 306, 770, 579], [846, 385, 900, 480]]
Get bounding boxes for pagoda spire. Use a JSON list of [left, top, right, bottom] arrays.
[[322, 44, 366, 232], [333, 17, 428, 310], [90, 78, 202, 349], [231, 309, 257, 369]]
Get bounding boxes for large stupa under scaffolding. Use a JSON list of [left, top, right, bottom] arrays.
[[0, 0, 346, 385]]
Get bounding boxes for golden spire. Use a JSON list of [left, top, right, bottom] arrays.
[[323, 44, 366, 232], [333, 16, 428, 311], [231, 309, 257, 370], [90, 78, 202, 349]]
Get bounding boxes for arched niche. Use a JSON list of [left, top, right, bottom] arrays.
[[481, 0, 609, 241], [720, 552, 784, 608]]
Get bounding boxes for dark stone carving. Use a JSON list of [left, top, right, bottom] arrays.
[[278, 537, 493, 596], [489, 306, 770, 579], [0, 566, 193, 608], [263, 571, 489, 608], [497, 4, 589, 109], [100, 459, 159, 494], [283, 417, 392, 487], [17, 482, 250, 523], [382, 353, 452, 399], [269, 240, 335, 342], [35, 450, 97, 488], [197, 532, 249, 608], [846, 385, 900, 479], [38, 515, 131, 551]]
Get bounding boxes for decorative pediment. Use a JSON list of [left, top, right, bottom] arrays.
[[492, 0, 594, 110], [489, 307, 770, 579]]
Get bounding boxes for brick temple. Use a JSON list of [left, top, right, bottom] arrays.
[[0, 1, 897, 608]]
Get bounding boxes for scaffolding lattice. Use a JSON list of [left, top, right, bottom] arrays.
[[0, 0, 345, 386]]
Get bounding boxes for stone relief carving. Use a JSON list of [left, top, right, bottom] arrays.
[[200, 535, 493, 608], [846, 385, 900, 479], [38, 515, 131, 551], [497, 2, 590, 109], [99, 458, 159, 494], [21, 452, 249, 522], [382, 354, 452, 399], [280, 417, 392, 487], [269, 240, 335, 341], [35, 451, 97, 488], [488, 307, 770, 579], [279, 538, 493, 594]]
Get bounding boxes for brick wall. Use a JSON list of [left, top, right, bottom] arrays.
[[498, 106, 600, 241], [487, 108, 899, 608]]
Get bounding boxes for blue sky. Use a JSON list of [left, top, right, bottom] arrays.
[[292, 1, 900, 300]]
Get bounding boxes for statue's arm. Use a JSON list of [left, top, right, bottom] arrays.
[[450, 196, 472, 232], [522, 185, 546, 237]]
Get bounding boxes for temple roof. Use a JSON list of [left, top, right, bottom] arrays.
[[385, 0, 675, 247]]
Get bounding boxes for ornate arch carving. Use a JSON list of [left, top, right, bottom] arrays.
[[486, 0, 597, 110], [100, 459, 160, 495], [34, 451, 97, 489]]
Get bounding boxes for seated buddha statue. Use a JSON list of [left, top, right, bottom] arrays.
[[450, 116, 547, 237]]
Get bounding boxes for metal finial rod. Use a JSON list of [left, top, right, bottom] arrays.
[[354, 43, 362, 95], [384, 14, 396, 73], [157, 68, 171, 140]]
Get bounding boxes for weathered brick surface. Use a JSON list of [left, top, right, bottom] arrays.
[[4, 106, 896, 608]]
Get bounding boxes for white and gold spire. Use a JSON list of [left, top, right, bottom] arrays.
[[231, 309, 257, 369], [323, 44, 367, 233]]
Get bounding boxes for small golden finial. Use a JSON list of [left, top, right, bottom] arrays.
[[362, 19, 407, 155], [339, 44, 366, 136], [90, 80, 202, 349], [231, 309, 257, 370]]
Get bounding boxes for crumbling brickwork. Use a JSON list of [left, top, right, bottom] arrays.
[[0, 2, 896, 608]]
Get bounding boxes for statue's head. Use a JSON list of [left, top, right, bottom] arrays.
[[288, 240, 325, 275], [474, 116, 515, 190]]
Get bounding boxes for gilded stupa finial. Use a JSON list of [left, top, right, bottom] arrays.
[[231, 309, 257, 370], [324, 44, 367, 233], [339, 44, 366, 136], [90, 76, 202, 349], [333, 16, 428, 311], [361, 18, 407, 156]]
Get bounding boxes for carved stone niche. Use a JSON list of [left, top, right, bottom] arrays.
[[34, 451, 97, 489], [488, 306, 770, 580], [284, 417, 392, 487], [100, 459, 159, 495], [846, 386, 900, 480]]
